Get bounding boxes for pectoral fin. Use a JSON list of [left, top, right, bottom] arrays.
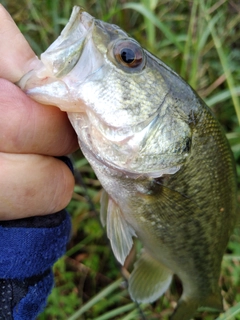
[[100, 189, 109, 227], [129, 249, 172, 303], [106, 199, 136, 265]]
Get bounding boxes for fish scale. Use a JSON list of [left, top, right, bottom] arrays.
[[18, 6, 237, 320]]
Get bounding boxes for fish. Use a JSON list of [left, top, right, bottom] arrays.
[[18, 6, 237, 320]]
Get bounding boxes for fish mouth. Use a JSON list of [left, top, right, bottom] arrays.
[[39, 6, 94, 78], [17, 6, 96, 111]]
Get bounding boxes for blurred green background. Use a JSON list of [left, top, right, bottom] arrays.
[[2, 0, 240, 319]]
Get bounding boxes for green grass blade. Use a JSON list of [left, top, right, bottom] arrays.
[[28, 4, 49, 50], [197, 13, 219, 52], [141, 0, 157, 49], [223, 254, 240, 261], [120, 304, 149, 320], [180, 0, 198, 80], [94, 303, 136, 320], [120, 309, 140, 320], [67, 278, 123, 320], [200, 0, 240, 123], [205, 87, 240, 107], [215, 302, 240, 320], [49, 0, 60, 36], [123, 2, 184, 52]]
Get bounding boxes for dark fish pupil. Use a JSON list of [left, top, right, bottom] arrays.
[[120, 48, 135, 64]]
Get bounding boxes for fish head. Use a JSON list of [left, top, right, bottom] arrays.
[[18, 6, 198, 178]]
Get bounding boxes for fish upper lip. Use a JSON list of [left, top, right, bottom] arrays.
[[18, 7, 95, 96], [61, 6, 94, 37]]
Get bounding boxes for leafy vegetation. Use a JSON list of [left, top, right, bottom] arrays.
[[3, 0, 240, 319]]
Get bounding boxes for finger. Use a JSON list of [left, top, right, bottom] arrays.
[[0, 4, 39, 82], [0, 79, 78, 155], [0, 153, 75, 220]]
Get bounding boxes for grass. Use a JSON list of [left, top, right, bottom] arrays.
[[3, 0, 240, 319]]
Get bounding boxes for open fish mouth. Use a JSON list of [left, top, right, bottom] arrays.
[[39, 7, 94, 78], [18, 6, 128, 111], [17, 7, 99, 111]]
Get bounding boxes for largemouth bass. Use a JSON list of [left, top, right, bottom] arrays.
[[18, 6, 237, 320]]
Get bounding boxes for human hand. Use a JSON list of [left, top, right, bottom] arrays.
[[0, 5, 78, 220]]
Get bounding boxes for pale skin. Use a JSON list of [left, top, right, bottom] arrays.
[[0, 5, 78, 219]]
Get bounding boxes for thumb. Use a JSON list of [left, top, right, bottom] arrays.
[[0, 4, 39, 82]]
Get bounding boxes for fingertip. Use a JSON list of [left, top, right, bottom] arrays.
[[0, 5, 37, 82], [47, 157, 75, 214], [0, 79, 79, 155], [0, 154, 75, 219]]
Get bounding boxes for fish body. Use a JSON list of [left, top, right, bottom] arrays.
[[18, 7, 237, 319]]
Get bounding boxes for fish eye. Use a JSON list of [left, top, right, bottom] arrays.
[[120, 48, 135, 64], [113, 40, 144, 69]]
